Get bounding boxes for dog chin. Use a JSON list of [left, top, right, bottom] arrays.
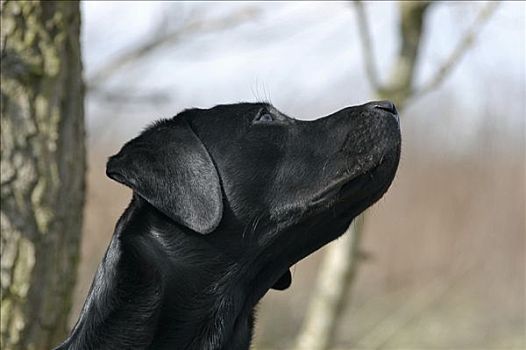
[[309, 162, 395, 211], [338, 150, 400, 215]]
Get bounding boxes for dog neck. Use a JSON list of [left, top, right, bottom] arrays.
[[58, 196, 256, 350]]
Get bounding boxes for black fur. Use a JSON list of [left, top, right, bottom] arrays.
[[56, 101, 401, 350]]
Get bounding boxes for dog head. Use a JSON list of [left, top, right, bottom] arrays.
[[107, 102, 400, 292]]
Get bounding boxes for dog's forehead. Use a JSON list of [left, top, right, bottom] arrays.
[[172, 103, 288, 129], [193, 102, 276, 118], [212, 102, 273, 116], [142, 103, 287, 137]]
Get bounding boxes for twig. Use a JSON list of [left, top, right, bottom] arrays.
[[87, 7, 259, 89], [353, 1, 382, 91], [412, 1, 500, 100], [91, 89, 171, 105]]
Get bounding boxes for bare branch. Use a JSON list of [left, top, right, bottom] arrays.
[[90, 89, 171, 105], [412, 2, 499, 100], [353, 1, 382, 91], [87, 7, 259, 89]]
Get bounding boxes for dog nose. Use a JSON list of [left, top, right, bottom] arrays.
[[367, 100, 399, 123], [372, 100, 397, 114]]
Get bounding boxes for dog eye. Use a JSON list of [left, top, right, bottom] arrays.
[[254, 111, 274, 123], [259, 114, 273, 122]]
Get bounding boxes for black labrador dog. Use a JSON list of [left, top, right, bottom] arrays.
[[56, 101, 401, 350]]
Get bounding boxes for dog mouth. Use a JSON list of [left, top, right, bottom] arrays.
[[310, 153, 395, 208], [245, 147, 400, 303], [249, 149, 400, 296]]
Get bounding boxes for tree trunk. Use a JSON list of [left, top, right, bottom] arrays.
[[294, 2, 430, 349], [294, 216, 364, 350], [378, 1, 431, 107], [1, 2, 85, 349]]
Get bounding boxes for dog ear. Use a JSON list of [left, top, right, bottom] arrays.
[[271, 269, 292, 290], [106, 118, 223, 234]]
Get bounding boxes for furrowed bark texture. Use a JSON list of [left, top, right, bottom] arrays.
[[1, 1, 85, 349]]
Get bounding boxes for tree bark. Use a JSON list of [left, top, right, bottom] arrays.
[[1, 2, 85, 349]]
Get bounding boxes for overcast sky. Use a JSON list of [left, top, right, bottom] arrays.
[[81, 1, 525, 151]]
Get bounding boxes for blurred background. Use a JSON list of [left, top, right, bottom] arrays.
[[1, 1, 524, 349]]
